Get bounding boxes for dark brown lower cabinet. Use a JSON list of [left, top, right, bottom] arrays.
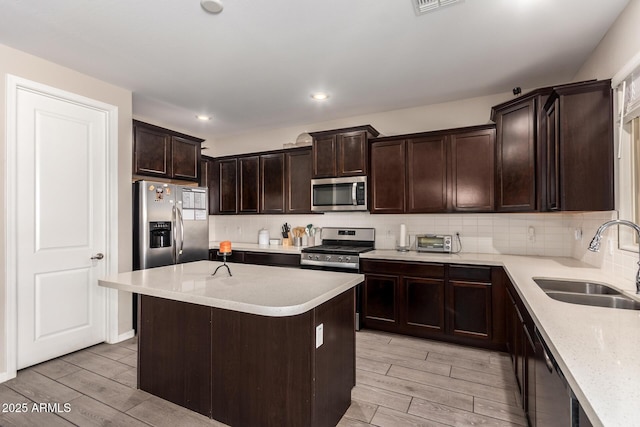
[[209, 249, 300, 268], [138, 289, 355, 427], [449, 280, 492, 339], [404, 277, 445, 335], [360, 260, 505, 350], [504, 272, 537, 426], [523, 323, 537, 427], [363, 274, 398, 330]]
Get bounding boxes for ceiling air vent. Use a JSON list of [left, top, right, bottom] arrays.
[[413, 0, 461, 15]]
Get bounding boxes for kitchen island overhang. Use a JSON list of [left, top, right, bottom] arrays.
[[99, 260, 362, 427]]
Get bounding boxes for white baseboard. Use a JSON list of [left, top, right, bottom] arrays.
[[107, 329, 135, 344], [0, 370, 17, 384]]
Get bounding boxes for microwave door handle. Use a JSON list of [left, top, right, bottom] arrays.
[[352, 183, 357, 205]]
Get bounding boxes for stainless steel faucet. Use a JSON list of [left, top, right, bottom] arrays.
[[588, 219, 640, 294]]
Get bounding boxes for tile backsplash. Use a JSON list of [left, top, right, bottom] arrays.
[[570, 211, 639, 292], [210, 209, 640, 292], [210, 212, 579, 256]]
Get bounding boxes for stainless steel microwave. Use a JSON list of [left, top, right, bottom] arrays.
[[311, 176, 367, 212]]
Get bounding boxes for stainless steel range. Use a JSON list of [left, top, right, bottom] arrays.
[[300, 227, 375, 270], [301, 227, 375, 331]]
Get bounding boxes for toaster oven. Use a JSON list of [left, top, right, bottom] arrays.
[[416, 234, 452, 253]]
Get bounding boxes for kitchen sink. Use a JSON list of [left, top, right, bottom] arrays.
[[545, 292, 640, 310], [533, 278, 621, 295], [532, 277, 640, 310]]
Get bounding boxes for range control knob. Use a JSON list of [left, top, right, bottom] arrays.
[[345, 256, 351, 262], [307, 255, 313, 260], [314, 255, 320, 261], [325, 255, 332, 261], [338, 256, 343, 262]]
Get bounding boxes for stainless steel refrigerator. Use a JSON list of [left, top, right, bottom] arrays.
[[133, 180, 209, 270]]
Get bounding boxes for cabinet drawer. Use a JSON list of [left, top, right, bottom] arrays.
[[449, 265, 492, 282], [360, 259, 444, 278], [244, 252, 300, 268]]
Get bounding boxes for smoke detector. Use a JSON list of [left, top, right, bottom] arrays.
[[413, 0, 462, 15], [201, 0, 223, 14]]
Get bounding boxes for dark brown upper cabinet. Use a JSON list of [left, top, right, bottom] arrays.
[[216, 158, 238, 214], [209, 147, 312, 215], [490, 79, 613, 212], [491, 89, 551, 212], [450, 127, 495, 212], [260, 153, 286, 214], [310, 125, 379, 178], [239, 156, 260, 213], [407, 135, 447, 213], [200, 155, 216, 214], [370, 140, 406, 214], [133, 120, 203, 182], [370, 124, 495, 214], [286, 148, 313, 214], [543, 79, 614, 211]]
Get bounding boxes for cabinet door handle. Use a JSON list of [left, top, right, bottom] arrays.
[[90, 253, 104, 260]]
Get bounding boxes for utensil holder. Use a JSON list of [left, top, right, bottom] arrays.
[[294, 237, 302, 247]]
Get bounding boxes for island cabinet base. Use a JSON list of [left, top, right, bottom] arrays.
[[138, 288, 356, 427]]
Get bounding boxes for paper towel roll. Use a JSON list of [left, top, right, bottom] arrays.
[[399, 224, 407, 247]]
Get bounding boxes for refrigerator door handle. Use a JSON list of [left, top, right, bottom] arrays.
[[171, 204, 177, 264], [177, 205, 185, 256]]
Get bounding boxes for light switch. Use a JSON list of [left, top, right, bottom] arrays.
[[316, 323, 324, 348]]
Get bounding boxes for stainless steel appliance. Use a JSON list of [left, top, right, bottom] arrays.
[[301, 227, 375, 330], [133, 180, 209, 270], [416, 234, 452, 253], [535, 327, 579, 427], [311, 176, 367, 212]]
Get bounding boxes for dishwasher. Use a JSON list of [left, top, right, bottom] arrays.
[[535, 328, 579, 426]]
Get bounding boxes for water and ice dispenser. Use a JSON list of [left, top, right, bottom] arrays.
[[149, 221, 172, 248]]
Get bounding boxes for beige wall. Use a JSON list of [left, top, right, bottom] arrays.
[[574, 0, 640, 81], [207, 91, 514, 157], [0, 43, 133, 378]]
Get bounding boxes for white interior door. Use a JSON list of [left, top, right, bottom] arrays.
[[16, 86, 108, 369]]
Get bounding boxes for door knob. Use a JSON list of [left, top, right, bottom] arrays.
[[91, 253, 104, 260]]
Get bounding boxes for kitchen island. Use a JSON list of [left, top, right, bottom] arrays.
[[99, 260, 363, 427]]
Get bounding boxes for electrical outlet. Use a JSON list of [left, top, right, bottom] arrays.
[[315, 323, 324, 348], [237, 226, 242, 235], [574, 228, 583, 240]]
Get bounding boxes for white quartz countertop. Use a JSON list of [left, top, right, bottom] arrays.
[[209, 241, 305, 254], [361, 250, 640, 427], [99, 260, 362, 317]]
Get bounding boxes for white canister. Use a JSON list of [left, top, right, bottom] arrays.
[[258, 228, 270, 245]]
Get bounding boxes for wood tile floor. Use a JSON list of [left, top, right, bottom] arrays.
[[0, 330, 526, 426]]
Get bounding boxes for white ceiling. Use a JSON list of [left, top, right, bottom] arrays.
[[0, 0, 630, 139]]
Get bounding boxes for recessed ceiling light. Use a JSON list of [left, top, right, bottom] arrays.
[[196, 115, 211, 121], [201, 0, 223, 14], [311, 92, 329, 101]]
